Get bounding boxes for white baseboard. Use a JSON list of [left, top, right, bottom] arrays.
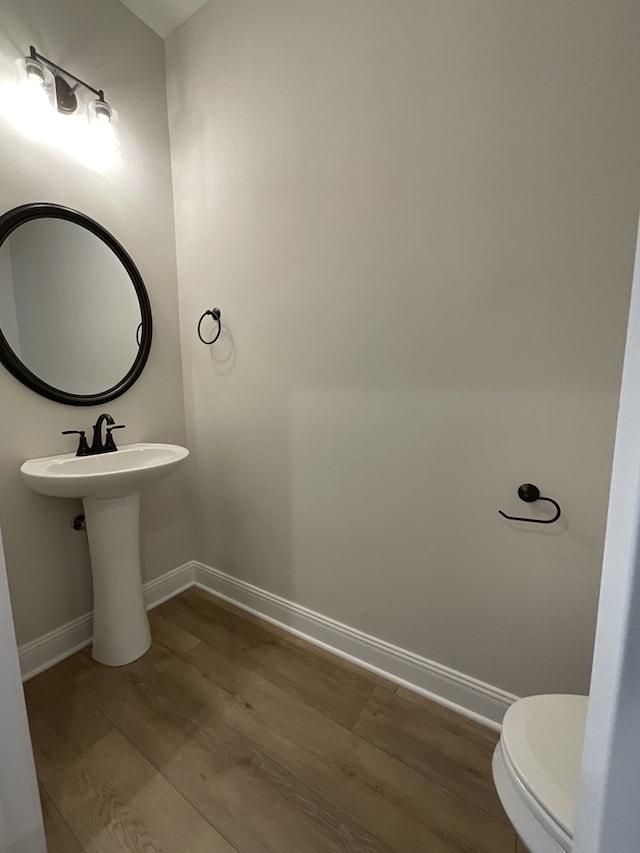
[[142, 562, 196, 609], [18, 562, 195, 682], [18, 559, 516, 729], [193, 562, 516, 729], [18, 613, 94, 684]]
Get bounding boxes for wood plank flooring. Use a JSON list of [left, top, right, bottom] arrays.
[[24, 587, 519, 853]]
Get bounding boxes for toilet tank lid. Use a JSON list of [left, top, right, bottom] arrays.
[[501, 694, 588, 838]]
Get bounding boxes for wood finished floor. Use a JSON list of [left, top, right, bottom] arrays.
[[24, 588, 520, 853]]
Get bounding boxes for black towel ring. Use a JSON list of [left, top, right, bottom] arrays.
[[499, 483, 562, 525], [197, 308, 222, 345]]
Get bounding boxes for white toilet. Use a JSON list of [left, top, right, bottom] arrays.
[[492, 694, 588, 852]]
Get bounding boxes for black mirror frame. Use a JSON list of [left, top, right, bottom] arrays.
[[0, 202, 152, 406]]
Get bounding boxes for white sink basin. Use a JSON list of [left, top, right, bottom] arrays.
[[20, 443, 188, 499]]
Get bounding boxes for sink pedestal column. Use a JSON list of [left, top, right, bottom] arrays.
[[83, 492, 151, 666]]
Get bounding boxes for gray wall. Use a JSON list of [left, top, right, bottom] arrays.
[[167, 0, 640, 697], [0, 0, 195, 645]]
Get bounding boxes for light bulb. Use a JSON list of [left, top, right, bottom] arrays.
[[5, 56, 57, 136], [24, 58, 46, 86], [26, 70, 44, 86], [85, 98, 119, 168], [91, 99, 112, 123]]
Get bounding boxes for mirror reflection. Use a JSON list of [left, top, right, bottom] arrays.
[[0, 217, 142, 395]]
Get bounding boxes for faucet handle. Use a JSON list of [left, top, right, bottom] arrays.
[[62, 429, 90, 457], [104, 424, 126, 453]]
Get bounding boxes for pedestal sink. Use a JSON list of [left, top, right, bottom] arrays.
[[20, 443, 189, 667]]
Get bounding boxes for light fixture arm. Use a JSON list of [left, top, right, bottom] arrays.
[[29, 46, 106, 103]]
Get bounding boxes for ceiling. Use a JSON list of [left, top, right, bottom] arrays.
[[118, 0, 208, 39]]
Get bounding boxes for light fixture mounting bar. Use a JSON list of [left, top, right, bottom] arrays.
[[29, 46, 105, 101]]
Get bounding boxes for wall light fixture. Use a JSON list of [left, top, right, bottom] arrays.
[[19, 46, 114, 126]]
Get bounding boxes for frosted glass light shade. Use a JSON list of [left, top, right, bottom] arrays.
[[88, 98, 117, 124], [87, 99, 120, 168], [16, 56, 56, 114]]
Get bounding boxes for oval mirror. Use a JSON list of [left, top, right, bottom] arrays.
[[0, 203, 152, 406]]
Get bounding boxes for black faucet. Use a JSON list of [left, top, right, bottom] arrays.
[[91, 413, 114, 454], [62, 414, 126, 456], [91, 413, 126, 454], [61, 429, 90, 457]]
